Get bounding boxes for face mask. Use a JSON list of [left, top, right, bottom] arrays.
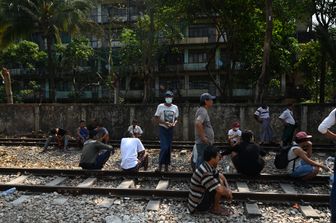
[[165, 98, 173, 104]]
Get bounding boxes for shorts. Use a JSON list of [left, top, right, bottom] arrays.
[[290, 160, 314, 177], [195, 190, 216, 212]]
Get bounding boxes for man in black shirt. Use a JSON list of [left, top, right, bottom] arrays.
[[41, 128, 69, 152], [231, 130, 266, 176]]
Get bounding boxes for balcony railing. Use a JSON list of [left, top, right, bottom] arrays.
[[176, 37, 209, 45]]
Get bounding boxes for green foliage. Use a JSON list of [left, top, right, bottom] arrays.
[[0, 40, 47, 70], [56, 37, 94, 70]]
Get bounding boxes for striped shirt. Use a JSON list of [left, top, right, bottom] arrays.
[[188, 162, 221, 213]]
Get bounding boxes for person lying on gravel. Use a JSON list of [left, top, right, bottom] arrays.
[[188, 145, 233, 216], [287, 131, 330, 180], [41, 128, 70, 153], [79, 130, 114, 170], [120, 132, 149, 172]]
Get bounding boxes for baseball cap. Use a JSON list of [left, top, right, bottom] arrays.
[[295, 131, 312, 143], [200, 93, 216, 102], [232, 122, 240, 128], [164, 90, 174, 97]]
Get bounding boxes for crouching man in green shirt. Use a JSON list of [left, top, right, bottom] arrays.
[[79, 130, 114, 170]]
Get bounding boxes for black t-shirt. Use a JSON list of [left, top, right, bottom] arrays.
[[57, 128, 67, 137], [232, 142, 265, 175]]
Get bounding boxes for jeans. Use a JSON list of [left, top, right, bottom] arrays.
[[331, 157, 336, 223], [195, 143, 209, 168], [94, 150, 111, 169], [159, 126, 173, 165], [44, 135, 68, 150]]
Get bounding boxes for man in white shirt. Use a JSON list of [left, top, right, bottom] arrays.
[[127, 119, 143, 137], [120, 132, 148, 171], [279, 103, 296, 146], [318, 108, 336, 223], [154, 90, 179, 172]]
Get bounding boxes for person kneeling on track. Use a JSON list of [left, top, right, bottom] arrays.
[[287, 131, 330, 180], [188, 145, 233, 216], [230, 130, 266, 176], [79, 129, 114, 170], [41, 128, 70, 152], [120, 132, 149, 172]]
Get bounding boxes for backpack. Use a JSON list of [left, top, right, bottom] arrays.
[[274, 145, 298, 169]]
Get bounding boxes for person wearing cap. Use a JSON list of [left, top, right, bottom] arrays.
[[153, 90, 179, 172], [230, 130, 266, 176], [318, 108, 336, 223], [254, 104, 273, 144], [79, 129, 115, 170], [227, 122, 242, 147], [194, 92, 216, 168], [279, 103, 297, 146], [287, 131, 329, 180]]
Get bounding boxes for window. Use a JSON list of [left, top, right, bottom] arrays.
[[189, 26, 209, 38], [189, 76, 209, 89], [188, 50, 207, 63]]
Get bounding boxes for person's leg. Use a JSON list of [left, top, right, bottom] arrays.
[[165, 128, 173, 172], [42, 135, 55, 151], [196, 144, 207, 168], [138, 152, 149, 171], [158, 127, 169, 171], [94, 150, 111, 169], [62, 135, 69, 150], [290, 161, 318, 180]]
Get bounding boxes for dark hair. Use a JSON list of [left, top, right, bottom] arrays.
[[204, 145, 219, 162], [132, 119, 138, 124], [124, 131, 133, 138], [200, 101, 206, 106], [49, 128, 57, 135], [241, 130, 253, 142], [80, 120, 85, 123], [89, 130, 97, 139]]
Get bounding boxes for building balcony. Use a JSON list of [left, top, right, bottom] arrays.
[[175, 37, 209, 45]]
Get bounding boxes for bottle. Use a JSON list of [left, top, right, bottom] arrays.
[[0, 187, 16, 196]]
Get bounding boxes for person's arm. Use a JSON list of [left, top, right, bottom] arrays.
[[293, 148, 329, 171], [195, 119, 208, 144], [97, 141, 114, 151], [318, 109, 336, 139], [154, 116, 170, 127]]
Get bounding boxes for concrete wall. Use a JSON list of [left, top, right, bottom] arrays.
[[0, 103, 335, 143]]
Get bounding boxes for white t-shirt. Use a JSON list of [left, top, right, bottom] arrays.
[[318, 108, 336, 134], [128, 125, 143, 135], [279, 108, 295, 125], [120, 137, 145, 169], [254, 107, 270, 119], [228, 129, 242, 143], [287, 145, 302, 173], [154, 103, 179, 128]]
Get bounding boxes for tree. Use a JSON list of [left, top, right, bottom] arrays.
[[120, 0, 183, 103], [313, 0, 336, 103], [0, 0, 98, 102], [56, 37, 94, 102]]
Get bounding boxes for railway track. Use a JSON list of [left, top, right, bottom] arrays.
[[0, 137, 335, 152], [0, 167, 330, 204]]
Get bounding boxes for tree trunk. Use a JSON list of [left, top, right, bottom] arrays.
[[255, 0, 273, 103], [1, 68, 13, 104], [319, 50, 326, 103]]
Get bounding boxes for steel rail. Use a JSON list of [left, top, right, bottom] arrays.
[[0, 184, 329, 203], [0, 168, 329, 183], [0, 141, 334, 152]]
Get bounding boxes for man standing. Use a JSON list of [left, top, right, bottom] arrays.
[[120, 132, 149, 171], [154, 90, 179, 172], [195, 93, 216, 168], [318, 108, 336, 223], [188, 145, 232, 216], [79, 130, 114, 170], [254, 104, 273, 144], [279, 103, 296, 146]]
